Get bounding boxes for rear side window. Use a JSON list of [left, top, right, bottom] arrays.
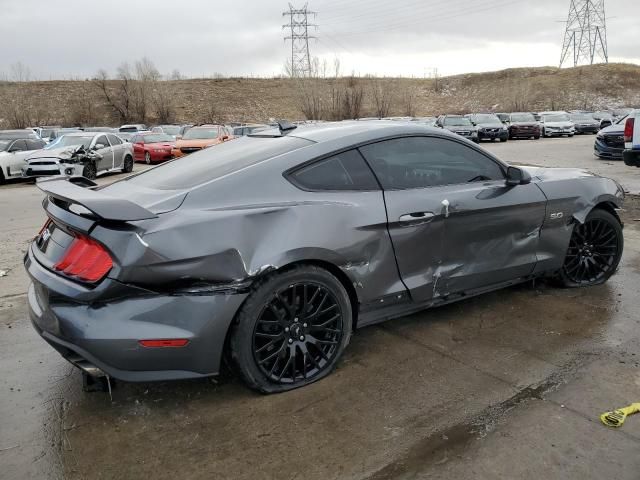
[[289, 150, 379, 191], [26, 139, 45, 150], [124, 136, 313, 190], [108, 134, 122, 145]]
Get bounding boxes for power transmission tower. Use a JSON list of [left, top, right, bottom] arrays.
[[283, 3, 317, 77], [559, 0, 608, 67]]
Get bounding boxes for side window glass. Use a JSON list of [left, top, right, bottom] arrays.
[[26, 139, 45, 150], [359, 136, 504, 190], [108, 134, 122, 145], [11, 140, 28, 151], [96, 135, 110, 148], [289, 149, 379, 191]]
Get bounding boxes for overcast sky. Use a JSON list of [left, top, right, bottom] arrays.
[[1, 0, 639, 79]]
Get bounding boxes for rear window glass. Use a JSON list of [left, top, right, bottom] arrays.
[[289, 150, 379, 191], [125, 136, 313, 190]]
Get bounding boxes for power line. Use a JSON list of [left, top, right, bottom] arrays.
[[559, 0, 608, 67], [283, 3, 317, 77]]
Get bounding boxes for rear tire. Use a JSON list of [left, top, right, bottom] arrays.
[[82, 161, 97, 180], [558, 209, 623, 287], [123, 155, 134, 173], [230, 265, 352, 393]]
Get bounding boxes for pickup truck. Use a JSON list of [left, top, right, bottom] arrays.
[[623, 110, 640, 167]]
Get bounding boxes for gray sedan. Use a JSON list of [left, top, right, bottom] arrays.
[[24, 132, 133, 179], [25, 121, 624, 393]]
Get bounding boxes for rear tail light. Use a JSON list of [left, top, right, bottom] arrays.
[[54, 235, 113, 283], [624, 118, 635, 143]]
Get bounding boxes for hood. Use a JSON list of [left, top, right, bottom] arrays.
[[520, 166, 596, 182], [543, 121, 574, 128], [146, 142, 175, 148], [175, 138, 219, 148], [28, 146, 85, 161], [475, 122, 504, 128], [599, 123, 624, 135], [444, 125, 475, 131]]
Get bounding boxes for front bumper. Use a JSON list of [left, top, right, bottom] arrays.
[[575, 125, 600, 134], [543, 128, 575, 137], [594, 137, 624, 159], [509, 126, 540, 138], [22, 162, 82, 178], [25, 244, 248, 382], [624, 149, 640, 167], [478, 129, 508, 141]]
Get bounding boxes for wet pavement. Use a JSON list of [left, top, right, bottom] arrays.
[[1, 137, 640, 479]]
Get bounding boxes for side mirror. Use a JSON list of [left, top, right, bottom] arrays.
[[93, 143, 105, 150], [221, 135, 229, 141], [176, 135, 182, 140], [506, 166, 532, 186]]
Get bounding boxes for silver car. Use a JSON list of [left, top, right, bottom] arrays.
[[23, 132, 134, 179]]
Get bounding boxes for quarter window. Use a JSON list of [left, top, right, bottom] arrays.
[[359, 136, 504, 189], [107, 134, 122, 145], [289, 149, 379, 191]]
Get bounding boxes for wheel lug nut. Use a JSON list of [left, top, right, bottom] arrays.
[[285, 327, 290, 332], [303, 323, 308, 328], [300, 336, 305, 341], [294, 318, 298, 323], [288, 339, 293, 344]]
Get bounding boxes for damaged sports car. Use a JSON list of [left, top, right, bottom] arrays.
[[25, 121, 625, 393]]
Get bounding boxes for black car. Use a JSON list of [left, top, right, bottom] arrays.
[[25, 121, 624, 393], [466, 113, 509, 142], [569, 113, 600, 134], [594, 116, 627, 159]]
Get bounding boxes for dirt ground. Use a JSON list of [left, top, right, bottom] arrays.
[[1, 135, 639, 480]]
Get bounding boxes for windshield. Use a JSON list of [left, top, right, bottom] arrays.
[[510, 113, 536, 122], [45, 135, 93, 149], [142, 134, 174, 143], [544, 114, 570, 122], [182, 127, 220, 140], [444, 117, 472, 127], [160, 126, 181, 135], [40, 129, 54, 138], [473, 114, 500, 123], [570, 114, 595, 121], [122, 136, 313, 190], [594, 112, 613, 119], [616, 114, 629, 125]]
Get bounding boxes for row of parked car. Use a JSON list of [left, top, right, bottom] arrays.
[[0, 122, 272, 183]]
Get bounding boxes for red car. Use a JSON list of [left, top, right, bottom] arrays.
[[131, 133, 175, 164]]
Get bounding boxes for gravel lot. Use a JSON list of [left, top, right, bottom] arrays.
[[1, 135, 639, 480]]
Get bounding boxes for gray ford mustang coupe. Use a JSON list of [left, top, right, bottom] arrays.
[[25, 121, 624, 393]]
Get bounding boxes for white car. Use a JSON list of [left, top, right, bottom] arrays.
[[623, 110, 640, 167], [0, 132, 46, 183], [23, 132, 134, 180], [539, 112, 576, 138]]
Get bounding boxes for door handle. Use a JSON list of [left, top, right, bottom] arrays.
[[399, 212, 435, 226], [441, 199, 450, 218]]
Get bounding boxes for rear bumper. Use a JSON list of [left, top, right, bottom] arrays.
[[624, 149, 640, 167], [25, 244, 248, 382]]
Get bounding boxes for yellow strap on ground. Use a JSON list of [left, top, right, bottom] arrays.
[[600, 403, 640, 428]]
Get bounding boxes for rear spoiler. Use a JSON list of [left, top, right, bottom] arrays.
[[37, 177, 158, 221]]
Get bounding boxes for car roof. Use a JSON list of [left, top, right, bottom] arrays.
[[255, 120, 456, 144], [63, 132, 100, 137]]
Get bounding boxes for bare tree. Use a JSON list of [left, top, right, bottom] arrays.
[[93, 69, 131, 123], [298, 79, 325, 120], [10, 62, 32, 82], [169, 69, 183, 81], [401, 87, 417, 117], [333, 57, 341, 78], [154, 82, 176, 124], [371, 80, 393, 118]]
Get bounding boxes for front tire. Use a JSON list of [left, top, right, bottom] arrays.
[[558, 209, 623, 287], [123, 155, 134, 173], [145, 152, 151, 165], [230, 265, 352, 393], [82, 161, 97, 180]]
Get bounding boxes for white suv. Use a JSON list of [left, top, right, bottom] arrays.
[[623, 111, 640, 167]]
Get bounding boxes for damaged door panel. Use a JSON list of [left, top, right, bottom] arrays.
[[437, 182, 546, 296]]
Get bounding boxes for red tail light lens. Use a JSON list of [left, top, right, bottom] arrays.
[[139, 339, 190, 348], [624, 118, 635, 143], [54, 235, 113, 283]]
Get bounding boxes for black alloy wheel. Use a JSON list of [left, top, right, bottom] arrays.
[[559, 209, 623, 287], [231, 265, 351, 393], [82, 161, 97, 180], [123, 155, 134, 173]]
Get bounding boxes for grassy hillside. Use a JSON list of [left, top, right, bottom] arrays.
[[0, 63, 639, 127]]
